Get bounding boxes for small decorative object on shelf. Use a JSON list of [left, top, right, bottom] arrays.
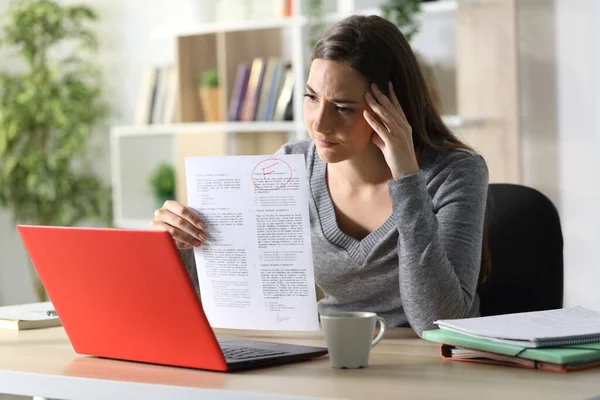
[[148, 163, 176, 210], [199, 69, 222, 122]]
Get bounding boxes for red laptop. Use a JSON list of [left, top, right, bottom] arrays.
[[17, 225, 327, 372]]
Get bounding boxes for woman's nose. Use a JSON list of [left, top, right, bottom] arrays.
[[312, 106, 332, 134]]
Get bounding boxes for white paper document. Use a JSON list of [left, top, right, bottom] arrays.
[[185, 154, 319, 331]]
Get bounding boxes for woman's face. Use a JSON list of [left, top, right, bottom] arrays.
[[303, 59, 374, 163]]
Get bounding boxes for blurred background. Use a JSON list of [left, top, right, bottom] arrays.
[[0, 0, 597, 312]]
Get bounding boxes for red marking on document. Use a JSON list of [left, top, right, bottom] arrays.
[[252, 158, 293, 190]]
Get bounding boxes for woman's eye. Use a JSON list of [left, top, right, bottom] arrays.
[[303, 93, 317, 102], [336, 107, 354, 114]]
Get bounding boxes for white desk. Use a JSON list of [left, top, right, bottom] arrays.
[[1, 327, 599, 400]]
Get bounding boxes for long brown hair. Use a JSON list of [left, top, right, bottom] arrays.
[[312, 15, 491, 284]]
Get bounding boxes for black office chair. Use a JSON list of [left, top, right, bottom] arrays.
[[478, 184, 564, 316]]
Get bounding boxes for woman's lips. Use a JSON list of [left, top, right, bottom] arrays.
[[315, 138, 338, 148]]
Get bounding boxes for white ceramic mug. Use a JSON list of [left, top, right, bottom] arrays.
[[320, 311, 387, 369]]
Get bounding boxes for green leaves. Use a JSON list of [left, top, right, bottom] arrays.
[[381, 0, 422, 42], [306, 0, 323, 49], [200, 69, 219, 88], [0, 0, 111, 228], [148, 163, 175, 199], [3, 0, 100, 64]]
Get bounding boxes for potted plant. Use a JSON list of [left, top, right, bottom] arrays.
[[0, 0, 112, 301], [148, 163, 175, 210], [198, 69, 222, 121]]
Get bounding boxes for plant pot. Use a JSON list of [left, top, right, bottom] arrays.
[[199, 87, 223, 122]]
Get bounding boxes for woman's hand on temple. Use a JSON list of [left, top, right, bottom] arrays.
[[150, 200, 206, 250], [363, 82, 420, 179]]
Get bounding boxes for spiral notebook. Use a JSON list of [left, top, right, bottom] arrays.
[[434, 307, 600, 348]]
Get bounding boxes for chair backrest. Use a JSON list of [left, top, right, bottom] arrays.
[[478, 184, 564, 316]]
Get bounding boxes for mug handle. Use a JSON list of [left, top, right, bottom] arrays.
[[371, 316, 386, 347]]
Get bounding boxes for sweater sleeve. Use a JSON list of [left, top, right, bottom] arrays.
[[388, 155, 489, 336], [179, 248, 201, 300]]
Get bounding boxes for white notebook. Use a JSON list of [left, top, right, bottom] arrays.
[[0, 301, 62, 330], [434, 307, 600, 348]]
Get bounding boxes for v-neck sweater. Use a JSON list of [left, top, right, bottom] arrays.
[[277, 140, 489, 335]]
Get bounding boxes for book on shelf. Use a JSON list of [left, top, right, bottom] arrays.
[[134, 66, 156, 125], [228, 63, 251, 121], [229, 58, 294, 123], [273, 63, 294, 121], [161, 66, 179, 124], [255, 58, 282, 121], [240, 58, 267, 121], [280, 0, 293, 18], [134, 64, 178, 126], [262, 60, 288, 121]]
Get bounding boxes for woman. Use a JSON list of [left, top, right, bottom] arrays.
[[151, 15, 490, 336]]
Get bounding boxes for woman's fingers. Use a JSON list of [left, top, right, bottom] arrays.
[[364, 110, 392, 146], [365, 91, 397, 133], [163, 200, 204, 230], [365, 85, 403, 135], [388, 81, 409, 128], [156, 208, 205, 240], [150, 219, 201, 248], [153, 207, 205, 241], [370, 83, 396, 113], [149, 200, 207, 250]]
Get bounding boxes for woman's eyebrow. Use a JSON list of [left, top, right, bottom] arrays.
[[305, 84, 358, 104]]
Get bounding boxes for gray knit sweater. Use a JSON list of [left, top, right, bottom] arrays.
[[180, 140, 489, 335]]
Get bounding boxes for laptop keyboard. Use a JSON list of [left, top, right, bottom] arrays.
[[221, 346, 288, 361]]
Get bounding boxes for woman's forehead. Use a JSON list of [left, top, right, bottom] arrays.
[[307, 59, 368, 95]]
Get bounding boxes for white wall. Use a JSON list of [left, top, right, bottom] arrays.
[[519, 0, 600, 311], [553, 0, 600, 310], [0, 0, 204, 305]]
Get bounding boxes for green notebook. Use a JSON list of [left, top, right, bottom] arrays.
[[423, 329, 600, 365]]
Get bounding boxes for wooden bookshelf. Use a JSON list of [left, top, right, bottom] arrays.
[[170, 22, 294, 202]]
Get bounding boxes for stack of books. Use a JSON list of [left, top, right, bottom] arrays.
[[134, 65, 178, 126], [228, 57, 294, 122], [423, 306, 600, 372]]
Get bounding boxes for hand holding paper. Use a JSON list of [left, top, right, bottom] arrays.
[[151, 200, 207, 250], [185, 154, 319, 331]]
